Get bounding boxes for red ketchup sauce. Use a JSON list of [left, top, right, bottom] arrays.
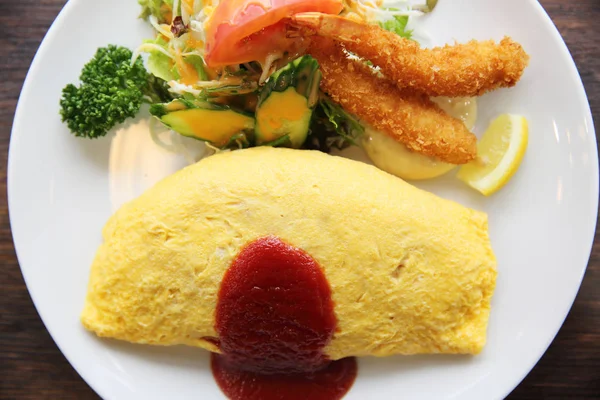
[[211, 236, 357, 400]]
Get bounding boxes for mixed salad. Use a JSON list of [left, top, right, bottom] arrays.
[[60, 0, 434, 154]]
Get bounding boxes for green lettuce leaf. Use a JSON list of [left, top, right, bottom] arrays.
[[304, 96, 364, 152], [144, 37, 177, 82], [138, 0, 174, 23], [184, 54, 208, 81], [143, 37, 210, 85], [379, 15, 413, 40]]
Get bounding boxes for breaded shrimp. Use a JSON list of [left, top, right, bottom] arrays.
[[291, 13, 529, 97], [308, 37, 477, 164]]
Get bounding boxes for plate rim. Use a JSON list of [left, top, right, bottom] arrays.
[[494, 1, 599, 398], [7, 0, 599, 399]]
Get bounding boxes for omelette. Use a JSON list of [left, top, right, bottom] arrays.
[[81, 147, 497, 359]]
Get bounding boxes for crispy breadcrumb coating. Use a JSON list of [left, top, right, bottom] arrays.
[[292, 13, 529, 97], [308, 38, 477, 164]]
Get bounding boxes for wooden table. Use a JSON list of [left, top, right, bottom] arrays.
[[1, 1, 598, 398]]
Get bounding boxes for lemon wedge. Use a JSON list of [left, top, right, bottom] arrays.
[[457, 114, 528, 196]]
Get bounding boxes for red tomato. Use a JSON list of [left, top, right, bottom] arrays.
[[205, 0, 343, 67]]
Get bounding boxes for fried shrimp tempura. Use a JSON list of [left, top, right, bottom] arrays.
[[308, 38, 477, 165], [292, 13, 530, 97]]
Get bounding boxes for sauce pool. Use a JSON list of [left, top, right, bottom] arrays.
[[211, 236, 357, 400]]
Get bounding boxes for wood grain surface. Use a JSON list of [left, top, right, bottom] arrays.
[[1, 0, 598, 399]]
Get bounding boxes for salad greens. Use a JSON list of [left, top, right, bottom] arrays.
[[379, 15, 412, 39], [320, 97, 364, 145], [138, 0, 174, 23], [60, 0, 433, 153], [144, 37, 178, 81], [304, 98, 364, 153]]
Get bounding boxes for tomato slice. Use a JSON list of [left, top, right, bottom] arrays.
[[205, 0, 343, 67]]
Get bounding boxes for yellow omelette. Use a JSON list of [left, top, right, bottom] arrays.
[[81, 147, 497, 359]]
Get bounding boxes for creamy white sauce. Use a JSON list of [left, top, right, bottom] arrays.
[[362, 97, 478, 181], [432, 97, 478, 131]]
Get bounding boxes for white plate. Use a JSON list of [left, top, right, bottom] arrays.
[[8, 0, 598, 399]]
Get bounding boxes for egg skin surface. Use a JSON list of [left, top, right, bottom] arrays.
[[81, 147, 497, 359]]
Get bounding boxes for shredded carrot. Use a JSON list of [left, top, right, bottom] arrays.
[[186, 36, 205, 49], [174, 49, 199, 85], [161, 3, 173, 24]]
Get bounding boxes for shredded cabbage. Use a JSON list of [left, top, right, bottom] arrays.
[[259, 52, 283, 84], [342, 0, 436, 41], [189, 5, 214, 43], [148, 15, 173, 39], [344, 1, 420, 20], [172, 0, 180, 18], [132, 42, 174, 66], [136, 0, 437, 159], [168, 75, 257, 97], [168, 81, 204, 96], [180, 0, 190, 24]]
